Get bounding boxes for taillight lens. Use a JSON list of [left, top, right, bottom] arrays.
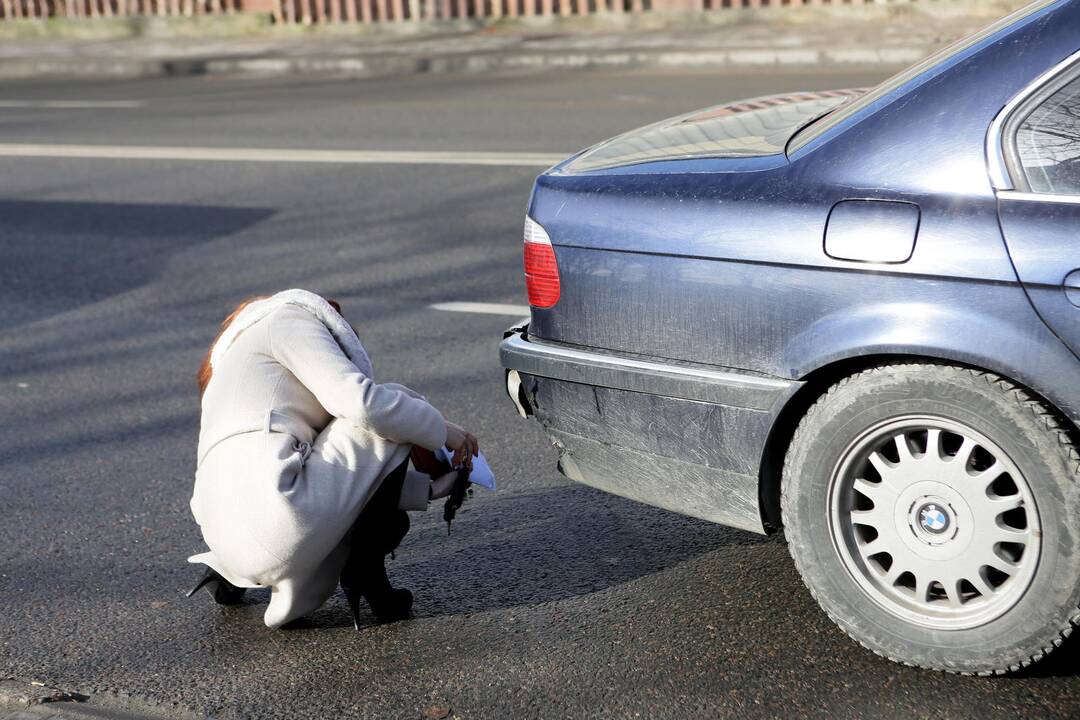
[[523, 216, 560, 308]]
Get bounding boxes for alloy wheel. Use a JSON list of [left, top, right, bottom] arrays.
[[828, 415, 1041, 630]]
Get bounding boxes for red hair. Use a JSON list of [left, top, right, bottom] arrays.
[[197, 295, 343, 398]]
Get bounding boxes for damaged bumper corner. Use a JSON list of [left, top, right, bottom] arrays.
[[502, 320, 534, 419], [506, 368, 532, 419]]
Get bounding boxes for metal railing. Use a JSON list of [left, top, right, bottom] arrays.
[[276, 0, 936, 24], [1, 0, 238, 18], [0, 0, 935, 22]]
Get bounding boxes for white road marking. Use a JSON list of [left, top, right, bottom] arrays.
[[0, 143, 565, 167], [0, 100, 143, 109], [430, 302, 531, 317]]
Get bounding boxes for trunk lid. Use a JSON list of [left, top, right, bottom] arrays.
[[560, 89, 865, 174]]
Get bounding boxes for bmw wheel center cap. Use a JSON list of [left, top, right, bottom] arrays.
[[901, 490, 967, 550], [918, 502, 951, 535]]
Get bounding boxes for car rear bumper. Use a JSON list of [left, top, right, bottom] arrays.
[[499, 324, 802, 534], [500, 325, 793, 409]]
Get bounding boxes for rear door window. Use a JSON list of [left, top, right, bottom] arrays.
[[1014, 75, 1080, 195]]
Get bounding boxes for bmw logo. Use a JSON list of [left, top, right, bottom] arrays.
[[918, 503, 950, 534]]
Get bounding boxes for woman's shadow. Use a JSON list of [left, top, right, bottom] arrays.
[[270, 481, 776, 630]]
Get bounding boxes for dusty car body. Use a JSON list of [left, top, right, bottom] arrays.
[[501, 0, 1080, 673]]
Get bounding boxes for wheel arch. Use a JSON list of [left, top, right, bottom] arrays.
[[757, 351, 1078, 534]]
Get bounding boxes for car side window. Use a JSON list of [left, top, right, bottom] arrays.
[[1015, 74, 1080, 195]]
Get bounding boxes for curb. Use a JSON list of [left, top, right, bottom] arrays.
[[0, 681, 195, 720], [0, 685, 134, 720], [0, 44, 926, 80], [0, 704, 178, 720]]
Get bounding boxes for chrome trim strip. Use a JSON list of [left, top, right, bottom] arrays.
[[986, 47, 1080, 191], [499, 331, 798, 410], [998, 189, 1080, 204]]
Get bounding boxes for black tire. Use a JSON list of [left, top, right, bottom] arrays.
[[781, 363, 1080, 674]]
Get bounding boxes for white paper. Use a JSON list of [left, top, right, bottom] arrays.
[[436, 446, 496, 491]]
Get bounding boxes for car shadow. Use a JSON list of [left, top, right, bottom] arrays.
[[1013, 629, 1080, 678]]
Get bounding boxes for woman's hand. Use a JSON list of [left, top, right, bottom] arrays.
[[445, 421, 479, 470]]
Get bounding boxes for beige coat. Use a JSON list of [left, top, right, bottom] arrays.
[[188, 291, 446, 628]]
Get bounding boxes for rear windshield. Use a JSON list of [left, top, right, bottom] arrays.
[[786, 0, 1061, 154]]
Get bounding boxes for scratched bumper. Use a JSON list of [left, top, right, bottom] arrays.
[[499, 324, 801, 534]]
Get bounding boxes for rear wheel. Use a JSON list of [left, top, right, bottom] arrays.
[[782, 364, 1080, 673]]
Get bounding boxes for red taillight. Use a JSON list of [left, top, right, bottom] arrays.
[[523, 217, 560, 308]]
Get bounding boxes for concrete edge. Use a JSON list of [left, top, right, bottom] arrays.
[[0, 44, 926, 79], [0, 680, 203, 720]]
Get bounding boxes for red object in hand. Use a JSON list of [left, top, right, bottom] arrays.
[[410, 445, 446, 475]]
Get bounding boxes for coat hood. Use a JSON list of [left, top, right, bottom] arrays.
[[209, 288, 374, 379]]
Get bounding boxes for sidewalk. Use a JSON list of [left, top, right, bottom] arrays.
[[0, 10, 996, 80]]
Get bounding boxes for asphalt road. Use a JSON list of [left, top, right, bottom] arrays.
[[3, 66, 1080, 720]]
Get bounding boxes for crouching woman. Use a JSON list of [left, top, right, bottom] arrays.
[[186, 289, 478, 629]]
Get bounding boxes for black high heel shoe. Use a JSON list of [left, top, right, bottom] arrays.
[[186, 567, 246, 606], [340, 558, 413, 628]]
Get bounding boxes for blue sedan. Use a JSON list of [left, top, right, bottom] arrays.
[[501, 0, 1080, 674]]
